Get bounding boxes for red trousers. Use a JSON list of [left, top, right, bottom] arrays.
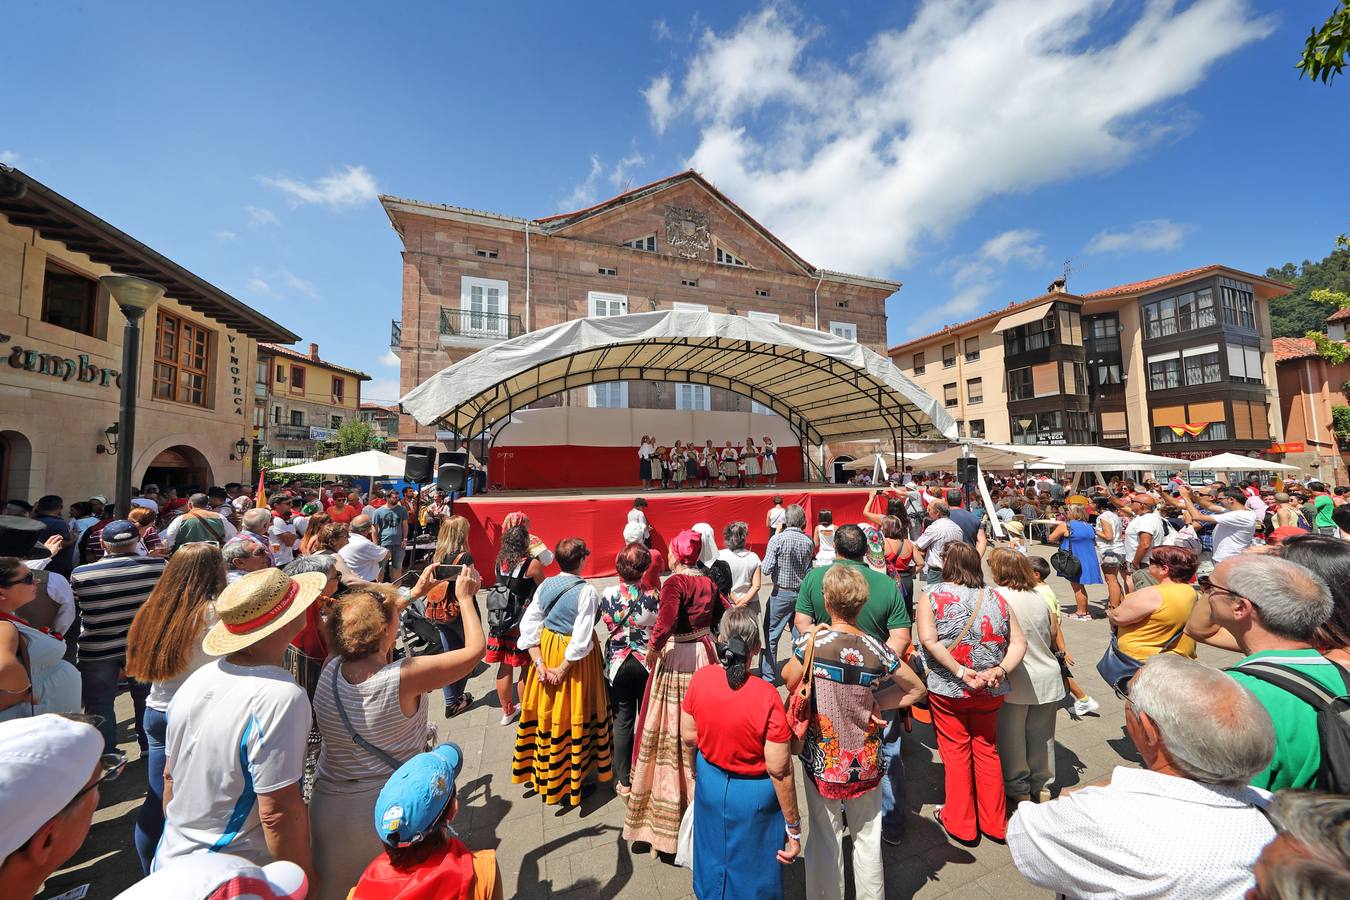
[[929, 691, 1007, 841]]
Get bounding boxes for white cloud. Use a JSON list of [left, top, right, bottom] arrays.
[[643, 75, 676, 133], [214, 229, 238, 241], [245, 205, 279, 227], [363, 377, 402, 404], [279, 268, 318, 298], [260, 164, 379, 209], [559, 155, 604, 210], [0, 150, 20, 166], [654, 19, 673, 41], [649, 1, 1272, 275], [1086, 218, 1189, 254], [610, 152, 646, 189], [380, 350, 399, 368], [916, 228, 1048, 333], [246, 267, 317, 300], [246, 275, 272, 295]]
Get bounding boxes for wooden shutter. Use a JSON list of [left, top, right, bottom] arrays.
[[1250, 402, 1270, 440], [1187, 400, 1225, 422], [1032, 362, 1059, 397], [1233, 401, 1254, 440], [1100, 411, 1127, 432], [1152, 405, 1186, 427]]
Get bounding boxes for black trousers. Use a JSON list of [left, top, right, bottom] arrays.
[[607, 655, 650, 787]]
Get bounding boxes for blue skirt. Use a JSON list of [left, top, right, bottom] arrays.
[[1065, 522, 1103, 585], [693, 754, 785, 899]]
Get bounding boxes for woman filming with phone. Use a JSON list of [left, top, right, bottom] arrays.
[[421, 515, 477, 718]]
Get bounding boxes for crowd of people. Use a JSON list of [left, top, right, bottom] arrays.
[[2, 465, 1350, 899], [637, 435, 781, 489]]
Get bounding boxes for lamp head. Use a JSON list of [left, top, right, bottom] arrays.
[[100, 274, 165, 312]]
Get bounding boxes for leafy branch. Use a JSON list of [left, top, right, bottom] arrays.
[[1300, 2, 1350, 84], [1333, 406, 1350, 444], [1308, 330, 1350, 364], [1312, 288, 1350, 308]]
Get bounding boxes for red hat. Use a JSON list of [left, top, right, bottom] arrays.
[[1268, 525, 1309, 546]]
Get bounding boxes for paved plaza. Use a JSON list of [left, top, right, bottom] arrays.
[[42, 545, 1235, 900]]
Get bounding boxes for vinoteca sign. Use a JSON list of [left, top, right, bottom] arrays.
[[0, 333, 120, 388]]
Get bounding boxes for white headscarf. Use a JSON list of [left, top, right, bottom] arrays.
[[691, 522, 718, 566]]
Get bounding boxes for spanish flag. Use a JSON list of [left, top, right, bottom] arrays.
[[255, 470, 269, 511]]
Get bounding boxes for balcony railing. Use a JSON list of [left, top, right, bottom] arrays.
[[439, 307, 524, 341], [390, 320, 402, 350], [273, 424, 312, 441]]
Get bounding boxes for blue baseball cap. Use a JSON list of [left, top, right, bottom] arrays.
[[373, 743, 464, 847], [102, 519, 140, 544]]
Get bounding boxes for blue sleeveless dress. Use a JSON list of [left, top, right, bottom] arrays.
[[1064, 521, 1103, 585]]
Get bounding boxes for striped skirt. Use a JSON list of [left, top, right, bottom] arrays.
[[622, 632, 716, 853], [511, 628, 613, 806]]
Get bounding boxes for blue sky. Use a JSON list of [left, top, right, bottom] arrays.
[[3, 1, 1348, 402]]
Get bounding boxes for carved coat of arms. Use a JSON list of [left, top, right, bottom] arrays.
[[664, 205, 711, 259]]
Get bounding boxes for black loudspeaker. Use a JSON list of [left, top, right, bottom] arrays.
[[437, 463, 467, 493], [957, 458, 980, 483], [405, 446, 436, 483], [440, 450, 468, 469]]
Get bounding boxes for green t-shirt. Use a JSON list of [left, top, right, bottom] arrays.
[[1228, 648, 1348, 791], [794, 558, 912, 643], [1314, 494, 1335, 528]]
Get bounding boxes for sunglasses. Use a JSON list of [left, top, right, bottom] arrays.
[[2, 571, 35, 587], [68, 750, 128, 806]]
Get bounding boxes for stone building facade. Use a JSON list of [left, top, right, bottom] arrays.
[[255, 342, 369, 465]]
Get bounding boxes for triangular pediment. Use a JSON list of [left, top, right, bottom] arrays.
[[536, 172, 815, 277]]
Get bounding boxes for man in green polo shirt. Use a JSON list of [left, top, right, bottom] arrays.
[[793, 523, 912, 843], [1188, 554, 1338, 791]]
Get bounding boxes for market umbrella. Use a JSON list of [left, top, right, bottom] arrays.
[[273, 449, 407, 478], [918, 444, 1050, 471], [1187, 452, 1299, 473], [842, 451, 930, 472]]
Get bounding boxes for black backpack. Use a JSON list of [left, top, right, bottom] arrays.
[[1227, 659, 1350, 794], [486, 560, 536, 638]]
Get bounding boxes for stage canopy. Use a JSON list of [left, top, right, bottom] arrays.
[[274, 449, 407, 477], [1188, 452, 1299, 473], [400, 310, 959, 447], [842, 451, 930, 472]]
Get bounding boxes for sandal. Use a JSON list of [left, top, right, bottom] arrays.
[[445, 693, 474, 718]]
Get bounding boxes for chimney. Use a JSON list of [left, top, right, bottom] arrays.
[[309, 342, 319, 360]]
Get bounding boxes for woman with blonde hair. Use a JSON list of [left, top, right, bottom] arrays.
[[311, 566, 485, 899], [424, 515, 477, 717], [1046, 504, 1103, 621], [123, 543, 227, 872], [298, 511, 332, 555], [987, 548, 1064, 806]]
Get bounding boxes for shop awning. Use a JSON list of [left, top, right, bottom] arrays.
[[992, 301, 1054, 334], [1188, 452, 1298, 472], [401, 310, 960, 445]]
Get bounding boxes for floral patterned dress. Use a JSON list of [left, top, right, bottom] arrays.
[[921, 583, 1011, 699]]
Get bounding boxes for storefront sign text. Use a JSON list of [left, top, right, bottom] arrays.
[[1, 333, 120, 388], [227, 334, 244, 417]]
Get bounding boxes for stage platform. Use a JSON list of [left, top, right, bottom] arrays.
[[456, 483, 888, 582]]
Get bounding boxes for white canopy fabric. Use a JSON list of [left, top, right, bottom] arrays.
[[1188, 452, 1299, 472], [917, 444, 1048, 470], [917, 443, 1183, 472], [400, 310, 959, 445], [842, 451, 930, 471], [274, 450, 407, 477]]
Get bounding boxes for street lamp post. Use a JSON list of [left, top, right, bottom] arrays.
[[100, 274, 165, 517]]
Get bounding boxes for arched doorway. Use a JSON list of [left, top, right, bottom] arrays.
[[831, 455, 855, 484], [141, 445, 213, 494], [0, 430, 34, 503]]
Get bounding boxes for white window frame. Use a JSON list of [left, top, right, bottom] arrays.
[[587, 292, 629, 408], [673, 301, 708, 312], [675, 383, 711, 411], [589, 381, 629, 409], [622, 235, 656, 251], [829, 321, 858, 341], [715, 243, 749, 267], [460, 276, 509, 337]]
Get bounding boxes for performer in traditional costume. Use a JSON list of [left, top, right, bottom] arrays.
[[761, 436, 779, 485], [719, 442, 738, 487], [743, 438, 761, 485]]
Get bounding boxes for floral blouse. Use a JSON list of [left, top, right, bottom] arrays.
[[598, 581, 660, 682], [921, 582, 1011, 700]]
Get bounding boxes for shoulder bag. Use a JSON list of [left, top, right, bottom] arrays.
[[329, 663, 404, 770], [1095, 592, 1192, 696], [785, 625, 822, 747], [423, 552, 465, 623]]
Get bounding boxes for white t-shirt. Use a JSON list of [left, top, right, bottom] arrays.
[[1211, 509, 1259, 562], [1124, 512, 1165, 565], [155, 660, 310, 868], [338, 532, 389, 582], [717, 548, 762, 597], [268, 516, 297, 566], [1094, 509, 1126, 556], [627, 508, 650, 538], [768, 506, 787, 530], [146, 608, 218, 712]]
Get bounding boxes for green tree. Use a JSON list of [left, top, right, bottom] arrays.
[[1267, 240, 1350, 337], [1299, 2, 1350, 84], [326, 419, 387, 457], [1333, 406, 1350, 445]]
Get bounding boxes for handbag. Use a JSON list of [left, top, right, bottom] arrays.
[[673, 796, 696, 869], [424, 552, 465, 623], [1095, 623, 1187, 696], [1050, 547, 1083, 582], [785, 626, 822, 745]]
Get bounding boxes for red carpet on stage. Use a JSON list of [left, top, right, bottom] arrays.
[[488, 445, 804, 491], [457, 485, 888, 583]]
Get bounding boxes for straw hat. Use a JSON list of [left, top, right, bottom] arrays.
[[1003, 520, 1025, 536], [203, 568, 327, 656]]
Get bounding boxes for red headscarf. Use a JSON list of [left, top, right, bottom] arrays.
[[670, 529, 703, 566]]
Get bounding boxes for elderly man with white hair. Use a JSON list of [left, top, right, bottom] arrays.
[[1007, 654, 1276, 899]]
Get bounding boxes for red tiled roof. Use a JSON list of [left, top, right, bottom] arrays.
[[1081, 265, 1220, 298], [259, 343, 371, 380], [359, 401, 398, 412], [888, 291, 1075, 353], [1273, 336, 1319, 363], [1328, 306, 1350, 323]]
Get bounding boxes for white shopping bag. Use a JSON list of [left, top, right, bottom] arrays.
[[673, 801, 696, 869]]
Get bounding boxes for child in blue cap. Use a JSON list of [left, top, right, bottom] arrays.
[[348, 743, 502, 900]]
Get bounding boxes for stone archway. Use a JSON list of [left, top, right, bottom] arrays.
[[831, 455, 855, 485], [140, 445, 213, 494], [0, 430, 35, 503]]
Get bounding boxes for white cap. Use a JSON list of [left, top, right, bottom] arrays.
[[622, 522, 645, 545], [129, 498, 159, 514], [116, 853, 306, 899], [0, 714, 103, 861]]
